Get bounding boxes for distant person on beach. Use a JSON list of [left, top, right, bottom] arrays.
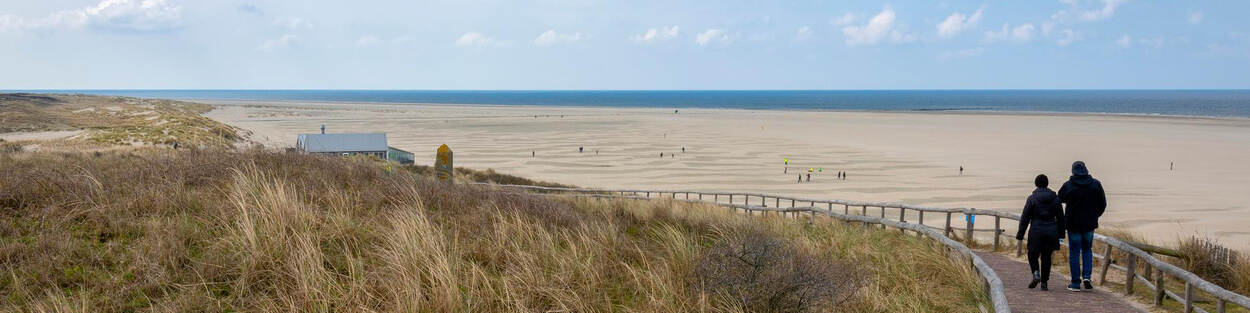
[[1058, 161, 1107, 292], [806, 173, 811, 182], [682, 147, 685, 153], [1017, 174, 1066, 291], [579, 146, 583, 153], [532, 151, 535, 157], [798, 175, 802, 183], [960, 166, 964, 175]]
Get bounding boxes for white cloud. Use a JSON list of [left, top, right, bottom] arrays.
[[533, 30, 585, 46], [795, 26, 813, 41], [829, 13, 855, 27], [984, 23, 1034, 43], [454, 32, 507, 47], [257, 34, 299, 52], [0, 0, 183, 33], [1187, 11, 1204, 25], [356, 35, 380, 46], [841, 7, 915, 46], [937, 7, 984, 38], [695, 28, 731, 46], [939, 47, 985, 60], [631, 26, 679, 43], [1052, 0, 1130, 22], [1116, 35, 1132, 48], [1055, 29, 1081, 46]]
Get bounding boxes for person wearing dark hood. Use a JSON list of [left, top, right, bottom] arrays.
[[1058, 161, 1106, 292], [1017, 174, 1066, 291]]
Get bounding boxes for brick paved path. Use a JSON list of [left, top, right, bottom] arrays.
[[976, 252, 1146, 313]]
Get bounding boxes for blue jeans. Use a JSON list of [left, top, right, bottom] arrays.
[[1068, 231, 1095, 284]]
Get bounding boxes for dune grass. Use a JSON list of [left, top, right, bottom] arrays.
[[0, 148, 988, 312], [0, 93, 243, 149]]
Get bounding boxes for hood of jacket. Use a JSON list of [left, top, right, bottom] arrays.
[[1032, 187, 1059, 205], [1068, 174, 1096, 185]]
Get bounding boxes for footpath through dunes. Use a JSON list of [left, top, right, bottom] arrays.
[[975, 252, 1147, 313], [484, 184, 1250, 313]]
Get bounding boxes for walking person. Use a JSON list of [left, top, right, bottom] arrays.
[[1017, 174, 1066, 291], [1058, 161, 1107, 292]]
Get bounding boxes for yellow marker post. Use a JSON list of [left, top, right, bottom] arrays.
[[436, 144, 453, 183]]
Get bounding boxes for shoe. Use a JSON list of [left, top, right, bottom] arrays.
[[1041, 282, 1049, 291], [1067, 283, 1081, 292], [1083, 279, 1093, 290], [1028, 272, 1041, 289]]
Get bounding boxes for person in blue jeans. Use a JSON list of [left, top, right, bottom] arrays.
[[1058, 161, 1107, 292]]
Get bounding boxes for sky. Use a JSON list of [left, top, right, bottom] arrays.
[[0, 0, 1248, 90]]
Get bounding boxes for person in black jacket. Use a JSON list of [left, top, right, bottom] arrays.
[[1017, 174, 1066, 291], [1058, 160, 1107, 292]]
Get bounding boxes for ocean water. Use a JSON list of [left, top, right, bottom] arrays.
[[12, 90, 1250, 118]]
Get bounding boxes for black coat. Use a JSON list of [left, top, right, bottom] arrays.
[[1017, 188, 1066, 252], [1058, 175, 1106, 233]]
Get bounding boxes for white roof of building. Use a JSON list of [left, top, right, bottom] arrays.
[[297, 133, 387, 153]]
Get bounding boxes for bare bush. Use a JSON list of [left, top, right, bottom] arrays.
[[694, 226, 863, 313]]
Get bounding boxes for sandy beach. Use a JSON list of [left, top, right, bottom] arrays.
[[204, 100, 1250, 249]]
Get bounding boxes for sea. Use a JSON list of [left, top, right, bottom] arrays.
[[10, 90, 1250, 118]]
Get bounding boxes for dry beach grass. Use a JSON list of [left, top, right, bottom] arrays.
[[0, 149, 989, 312]]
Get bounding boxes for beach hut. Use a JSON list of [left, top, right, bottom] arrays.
[[296, 133, 414, 164]]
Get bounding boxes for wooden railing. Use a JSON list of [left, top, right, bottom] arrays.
[[474, 183, 1250, 313]]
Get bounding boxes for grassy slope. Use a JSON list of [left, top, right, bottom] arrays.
[[0, 93, 242, 148], [0, 149, 988, 312]]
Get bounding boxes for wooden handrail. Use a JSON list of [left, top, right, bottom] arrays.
[[472, 182, 1250, 312]]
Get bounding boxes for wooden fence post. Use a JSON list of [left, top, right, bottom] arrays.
[[945, 212, 953, 237], [899, 208, 906, 234], [761, 196, 765, 207], [862, 206, 869, 229], [1100, 244, 1114, 285], [1218, 299, 1227, 313], [880, 207, 887, 230], [993, 216, 1001, 251], [1154, 271, 1165, 306], [1184, 282, 1193, 313], [1125, 254, 1137, 295]]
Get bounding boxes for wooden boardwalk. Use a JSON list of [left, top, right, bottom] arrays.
[[976, 252, 1147, 313]]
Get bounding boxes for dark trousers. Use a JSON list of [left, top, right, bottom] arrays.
[[1028, 249, 1054, 282]]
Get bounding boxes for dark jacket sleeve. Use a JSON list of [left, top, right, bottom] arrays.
[[1017, 196, 1032, 240], [1058, 182, 1071, 204], [1054, 201, 1067, 239], [1093, 180, 1107, 218]]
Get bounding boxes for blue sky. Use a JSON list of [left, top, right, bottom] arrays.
[[1, 0, 1247, 89]]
